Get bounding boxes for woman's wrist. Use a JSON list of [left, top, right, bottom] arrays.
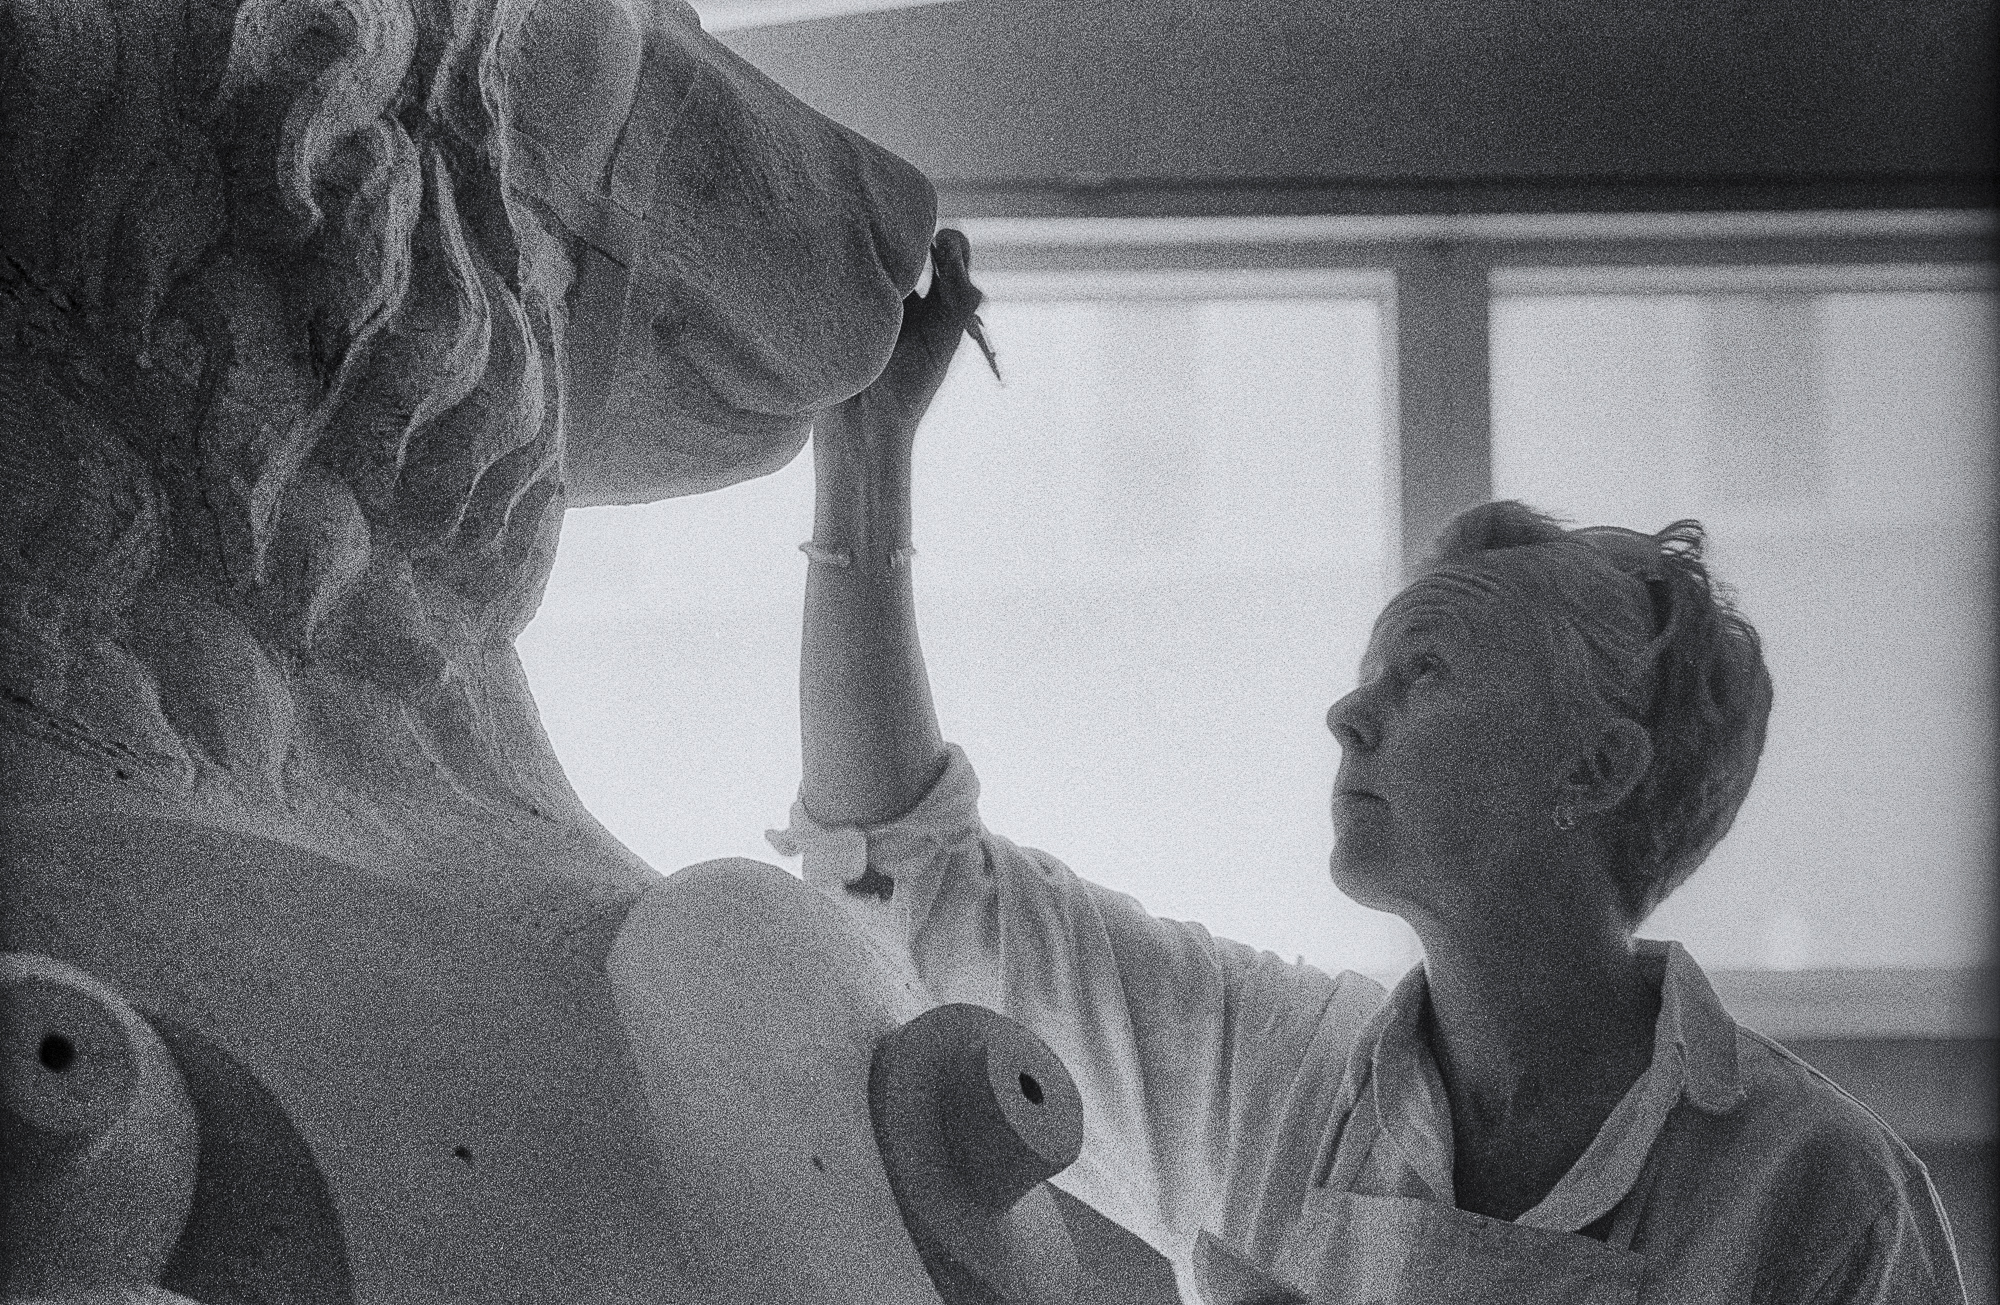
[[813, 406, 915, 473], [809, 423, 915, 573]]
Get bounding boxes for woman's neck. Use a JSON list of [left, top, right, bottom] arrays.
[[1398, 845, 1656, 1083], [1420, 924, 1657, 1093], [1407, 887, 1661, 1219]]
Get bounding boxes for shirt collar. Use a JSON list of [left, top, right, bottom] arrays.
[[1337, 939, 1745, 1232], [1650, 938, 1747, 1116], [1340, 964, 1458, 1202]]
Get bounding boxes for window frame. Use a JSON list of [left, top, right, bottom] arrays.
[[957, 207, 1996, 578]]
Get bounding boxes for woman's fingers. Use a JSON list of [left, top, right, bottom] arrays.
[[822, 229, 990, 436], [934, 230, 1001, 381], [930, 228, 977, 303], [875, 229, 986, 401], [909, 228, 998, 382], [908, 229, 983, 344]]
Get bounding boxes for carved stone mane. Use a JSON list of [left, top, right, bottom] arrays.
[[4, 0, 578, 838], [0, 0, 931, 891]]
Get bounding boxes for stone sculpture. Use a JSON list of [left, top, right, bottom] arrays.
[[0, 1, 1085, 1299]]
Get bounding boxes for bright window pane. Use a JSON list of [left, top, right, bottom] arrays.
[[1492, 283, 1996, 970], [520, 292, 1407, 975], [916, 295, 1402, 975], [517, 458, 816, 874]]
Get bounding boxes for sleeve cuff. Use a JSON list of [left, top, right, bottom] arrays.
[[765, 743, 984, 897]]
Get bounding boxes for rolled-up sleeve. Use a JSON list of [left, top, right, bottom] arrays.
[[768, 744, 1382, 1264]]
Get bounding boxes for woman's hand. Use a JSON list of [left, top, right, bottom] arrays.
[[816, 228, 986, 472]]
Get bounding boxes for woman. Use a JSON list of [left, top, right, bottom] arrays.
[[769, 231, 1966, 1303]]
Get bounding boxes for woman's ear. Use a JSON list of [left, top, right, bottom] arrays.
[[1561, 718, 1654, 816]]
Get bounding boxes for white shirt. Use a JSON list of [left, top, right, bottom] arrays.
[[769, 744, 1966, 1304]]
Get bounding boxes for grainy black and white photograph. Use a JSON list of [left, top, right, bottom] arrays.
[[1, 0, 1993, 1301]]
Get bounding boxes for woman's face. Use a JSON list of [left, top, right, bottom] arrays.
[[1324, 576, 1576, 923]]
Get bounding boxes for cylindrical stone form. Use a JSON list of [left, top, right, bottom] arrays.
[[940, 1025, 1085, 1212], [1, 953, 199, 1297], [870, 1002, 1085, 1304]]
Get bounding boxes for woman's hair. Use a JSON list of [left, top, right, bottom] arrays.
[[1423, 500, 1775, 921]]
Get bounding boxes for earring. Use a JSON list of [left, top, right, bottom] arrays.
[[1552, 804, 1579, 832]]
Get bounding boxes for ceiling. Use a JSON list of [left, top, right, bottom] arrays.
[[721, 0, 1998, 218], [690, 0, 960, 32]]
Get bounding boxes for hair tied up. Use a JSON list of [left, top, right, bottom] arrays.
[[1425, 501, 1774, 921], [1570, 525, 1669, 581]]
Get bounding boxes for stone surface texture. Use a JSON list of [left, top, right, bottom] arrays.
[[0, 0, 944, 1299]]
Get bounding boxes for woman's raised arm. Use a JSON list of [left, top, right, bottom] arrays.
[[781, 238, 1381, 1286], [797, 230, 982, 828]]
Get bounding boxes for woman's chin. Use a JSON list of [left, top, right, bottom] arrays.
[[1328, 844, 1399, 911]]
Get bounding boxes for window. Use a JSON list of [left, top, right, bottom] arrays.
[[520, 272, 1403, 971], [916, 275, 1398, 973], [522, 209, 1994, 1013]]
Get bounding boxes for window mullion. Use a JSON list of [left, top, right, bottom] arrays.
[[1391, 243, 1494, 579]]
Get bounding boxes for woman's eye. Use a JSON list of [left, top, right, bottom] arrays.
[[1408, 654, 1442, 681]]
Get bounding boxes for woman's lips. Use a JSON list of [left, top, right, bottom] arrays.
[[1332, 791, 1384, 819]]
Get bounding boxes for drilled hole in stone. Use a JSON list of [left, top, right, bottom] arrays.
[[1019, 1072, 1042, 1105], [39, 1033, 75, 1073]]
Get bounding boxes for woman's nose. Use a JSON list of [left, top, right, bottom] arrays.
[[1326, 687, 1377, 751]]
